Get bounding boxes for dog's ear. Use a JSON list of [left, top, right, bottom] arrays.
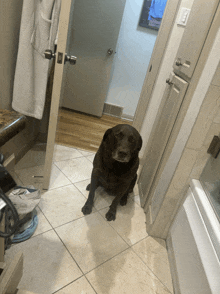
[[103, 128, 113, 142], [137, 135, 142, 152]]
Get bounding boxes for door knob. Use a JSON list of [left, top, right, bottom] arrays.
[[107, 48, 114, 55], [44, 49, 56, 60], [65, 54, 77, 65], [166, 78, 173, 85], [175, 60, 183, 66]]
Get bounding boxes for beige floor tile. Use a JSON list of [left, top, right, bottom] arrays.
[[5, 230, 82, 294], [133, 182, 139, 196], [77, 149, 95, 156], [132, 236, 173, 293], [86, 248, 171, 294], [53, 144, 83, 162], [74, 179, 113, 210], [99, 197, 148, 245], [49, 164, 72, 190], [14, 164, 71, 191], [55, 157, 93, 183], [73, 179, 91, 196], [55, 276, 96, 294], [32, 206, 53, 237], [55, 212, 128, 273], [38, 185, 92, 228], [14, 143, 46, 171], [17, 290, 41, 294], [86, 154, 95, 163], [133, 194, 141, 206]]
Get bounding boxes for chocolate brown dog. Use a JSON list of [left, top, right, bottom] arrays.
[[81, 124, 142, 221]]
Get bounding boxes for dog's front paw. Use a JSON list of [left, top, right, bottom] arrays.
[[82, 202, 93, 215], [120, 196, 128, 206], [105, 210, 116, 221]]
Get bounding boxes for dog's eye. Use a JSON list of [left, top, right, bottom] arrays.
[[128, 136, 135, 143], [115, 132, 123, 139]]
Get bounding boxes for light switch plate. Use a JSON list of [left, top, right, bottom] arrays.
[[177, 7, 191, 27]]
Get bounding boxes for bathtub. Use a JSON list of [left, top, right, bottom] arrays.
[[167, 179, 220, 294]]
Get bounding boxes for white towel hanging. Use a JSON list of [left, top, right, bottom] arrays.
[[12, 0, 61, 120]]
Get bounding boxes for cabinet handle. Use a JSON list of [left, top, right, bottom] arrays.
[[166, 79, 173, 85]]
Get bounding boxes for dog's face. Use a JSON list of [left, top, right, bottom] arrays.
[[103, 124, 142, 163]]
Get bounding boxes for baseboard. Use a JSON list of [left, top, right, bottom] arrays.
[[121, 113, 134, 121], [166, 233, 180, 294], [3, 153, 15, 171]]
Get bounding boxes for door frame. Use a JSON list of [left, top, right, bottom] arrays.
[[133, 0, 181, 132], [43, 0, 74, 189]]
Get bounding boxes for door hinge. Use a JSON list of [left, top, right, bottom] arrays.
[[207, 135, 220, 158]]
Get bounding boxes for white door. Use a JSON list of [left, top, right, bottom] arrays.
[[138, 73, 188, 207], [61, 0, 126, 117], [43, 0, 75, 190]]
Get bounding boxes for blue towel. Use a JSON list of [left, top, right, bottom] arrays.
[[12, 209, 38, 243], [148, 0, 167, 20]]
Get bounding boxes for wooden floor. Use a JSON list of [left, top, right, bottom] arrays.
[[55, 108, 132, 152]]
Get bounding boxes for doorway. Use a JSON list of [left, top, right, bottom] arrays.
[[12, 0, 179, 190], [50, 0, 168, 150]]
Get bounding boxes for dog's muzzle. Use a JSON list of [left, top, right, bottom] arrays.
[[112, 150, 130, 163]]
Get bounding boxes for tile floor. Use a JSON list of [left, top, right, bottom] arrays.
[[5, 143, 174, 294]]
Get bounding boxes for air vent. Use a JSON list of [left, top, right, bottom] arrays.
[[103, 103, 123, 118]]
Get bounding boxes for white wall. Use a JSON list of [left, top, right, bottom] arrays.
[[105, 0, 158, 117], [139, 0, 194, 160]]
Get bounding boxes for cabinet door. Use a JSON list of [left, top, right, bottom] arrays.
[[138, 73, 188, 208], [173, 0, 219, 80]]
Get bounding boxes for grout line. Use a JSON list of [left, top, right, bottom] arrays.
[[72, 178, 91, 186], [51, 275, 98, 294], [72, 182, 90, 200], [84, 275, 99, 294], [84, 247, 130, 276], [53, 153, 86, 163], [51, 276, 84, 294], [52, 229, 84, 279], [30, 208, 130, 291], [53, 156, 93, 185], [51, 209, 98, 230], [96, 208, 132, 248], [44, 183, 73, 192], [130, 243, 173, 294], [51, 221, 133, 293]]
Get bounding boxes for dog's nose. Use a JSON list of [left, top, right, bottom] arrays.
[[118, 151, 127, 158]]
